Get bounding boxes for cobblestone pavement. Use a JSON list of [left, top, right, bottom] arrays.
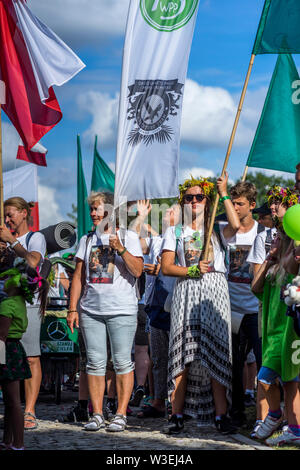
[[0, 390, 269, 451]]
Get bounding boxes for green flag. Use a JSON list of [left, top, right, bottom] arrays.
[[253, 0, 300, 55], [247, 54, 300, 173], [77, 135, 91, 240], [91, 136, 115, 193]]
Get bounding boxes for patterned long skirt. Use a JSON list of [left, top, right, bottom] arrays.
[[168, 272, 232, 424]]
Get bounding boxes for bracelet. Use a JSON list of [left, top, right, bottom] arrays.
[[67, 310, 77, 314], [10, 240, 20, 249], [118, 247, 127, 256], [220, 195, 231, 203], [187, 265, 201, 278]]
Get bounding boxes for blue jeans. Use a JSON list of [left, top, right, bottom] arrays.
[[258, 366, 300, 385], [80, 312, 137, 376]]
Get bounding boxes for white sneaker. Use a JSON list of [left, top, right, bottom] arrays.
[[255, 414, 282, 439], [266, 429, 300, 447], [250, 420, 263, 438]]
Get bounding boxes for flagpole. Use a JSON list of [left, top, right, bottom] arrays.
[[241, 165, 249, 182], [203, 54, 256, 260], [0, 105, 3, 226]]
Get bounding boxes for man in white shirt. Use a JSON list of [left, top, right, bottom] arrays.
[[220, 181, 264, 427]]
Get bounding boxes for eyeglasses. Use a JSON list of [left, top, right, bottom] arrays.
[[183, 194, 206, 203]]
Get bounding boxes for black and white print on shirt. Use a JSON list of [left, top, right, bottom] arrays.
[[228, 245, 252, 284], [89, 244, 116, 284]]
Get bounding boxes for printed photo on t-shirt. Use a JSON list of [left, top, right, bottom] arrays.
[[228, 245, 252, 284], [184, 232, 203, 267], [89, 245, 115, 284]]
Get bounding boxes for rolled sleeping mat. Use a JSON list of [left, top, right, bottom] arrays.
[[39, 222, 77, 255]]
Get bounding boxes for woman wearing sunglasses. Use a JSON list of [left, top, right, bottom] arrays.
[[161, 173, 240, 434]]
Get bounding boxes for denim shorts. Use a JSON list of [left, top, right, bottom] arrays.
[[80, 312, 137, 376], [258, 366, 300, 385]]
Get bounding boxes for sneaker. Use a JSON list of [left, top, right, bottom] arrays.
[[255, 414, 282, 440], [61, 403, 89, 423], [250, 420, 263, 438], [215, 415, 237, 435], [84, 413, 106, 431], [244, 393, 256, 407], [164, 414, 184, 435], [266, 428, 300, 447], [129, 386, 145, 407], [104, 400, 117, 421]]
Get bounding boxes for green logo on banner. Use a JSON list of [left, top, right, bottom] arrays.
[[140, 0, 199, 32]]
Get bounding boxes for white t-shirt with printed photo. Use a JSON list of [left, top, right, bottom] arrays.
[[75, 230, 143, 316], [247, 228, 277, 265], [162, 225, 226, 273], [220, 221, 262, 315]]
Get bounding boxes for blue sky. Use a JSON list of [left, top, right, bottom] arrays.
[[2, 0, 296, 228]]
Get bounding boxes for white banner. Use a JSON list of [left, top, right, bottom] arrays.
[[114, 0, 199, 206], [0, 80, 5, 104], [4, 164, 38, 202]]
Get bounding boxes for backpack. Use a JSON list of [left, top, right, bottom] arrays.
[[25, 231, 52, 281], [144, 270, 176, 331]]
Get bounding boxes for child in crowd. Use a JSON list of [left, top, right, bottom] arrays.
[[251, 189, 300, 446], [0, 243, 48, 450]]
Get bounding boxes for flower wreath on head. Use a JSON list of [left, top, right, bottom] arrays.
[[267, 185, 300, 208], [178, 176, 215, 204]]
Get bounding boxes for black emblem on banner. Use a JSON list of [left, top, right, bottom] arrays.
[[127, 79, 183, 146]]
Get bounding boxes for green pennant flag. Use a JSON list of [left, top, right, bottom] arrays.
[[91, 136, 115, 193], [253, 0, 300, 55], [246, 54, 300, 173], [77, 135, 91, 240]]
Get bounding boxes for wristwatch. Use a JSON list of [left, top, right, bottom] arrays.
[[10, 239, 20, 249]]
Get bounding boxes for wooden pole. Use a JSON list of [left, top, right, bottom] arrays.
[[203, 54, 256, 260], [0, 105, 3, 226], [241, 165, 249, 182]]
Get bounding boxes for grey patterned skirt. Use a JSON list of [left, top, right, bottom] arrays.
[[168, 272, 232, 424]]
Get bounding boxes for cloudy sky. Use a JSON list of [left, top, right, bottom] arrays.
[[2, 0, 296, 228]]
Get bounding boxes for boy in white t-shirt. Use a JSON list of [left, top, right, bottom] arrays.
[[220, 181, 264, 427]]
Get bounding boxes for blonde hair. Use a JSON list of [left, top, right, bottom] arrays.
[[267, 231, 291, 285], [87, 191, 114, 207], [4, 197, 35, 225]]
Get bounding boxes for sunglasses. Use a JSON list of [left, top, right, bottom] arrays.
[[183, 194, 206, 203]]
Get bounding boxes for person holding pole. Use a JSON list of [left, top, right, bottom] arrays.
[[0, 197, 46, 431], [219, 181, 265, 428], [161, 173, 240, 434]]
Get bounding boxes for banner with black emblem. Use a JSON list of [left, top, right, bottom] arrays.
[[114, 0, 200, 206]]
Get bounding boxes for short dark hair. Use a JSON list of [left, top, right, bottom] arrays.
[[230, 181, 257, 204]]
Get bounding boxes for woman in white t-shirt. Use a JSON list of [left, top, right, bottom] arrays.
[[0, 197, 47, 431], [161, 174, 240, 434], [68, 192, 143, 433]]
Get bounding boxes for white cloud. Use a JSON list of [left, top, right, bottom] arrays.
[[38, 184, 64, 229], [181, 79, 264, 148], [77, 90, 119, 146], [179, 167, 215, 182], [28, 0, 129, 46]]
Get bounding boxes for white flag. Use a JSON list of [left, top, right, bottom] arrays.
[[114, 0, 199, 206], [0, 80, 5, 104]]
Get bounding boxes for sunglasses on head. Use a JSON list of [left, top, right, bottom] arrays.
[[183, 194, 206, 203]]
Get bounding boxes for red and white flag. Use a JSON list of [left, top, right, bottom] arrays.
[[4, 164, 39, 231], [17, 140, 47, 167], [0, 0, 85, 151]]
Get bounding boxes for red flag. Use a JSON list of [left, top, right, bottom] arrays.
[[0, 0, 85, 151], [17, 140, 47, 167]]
